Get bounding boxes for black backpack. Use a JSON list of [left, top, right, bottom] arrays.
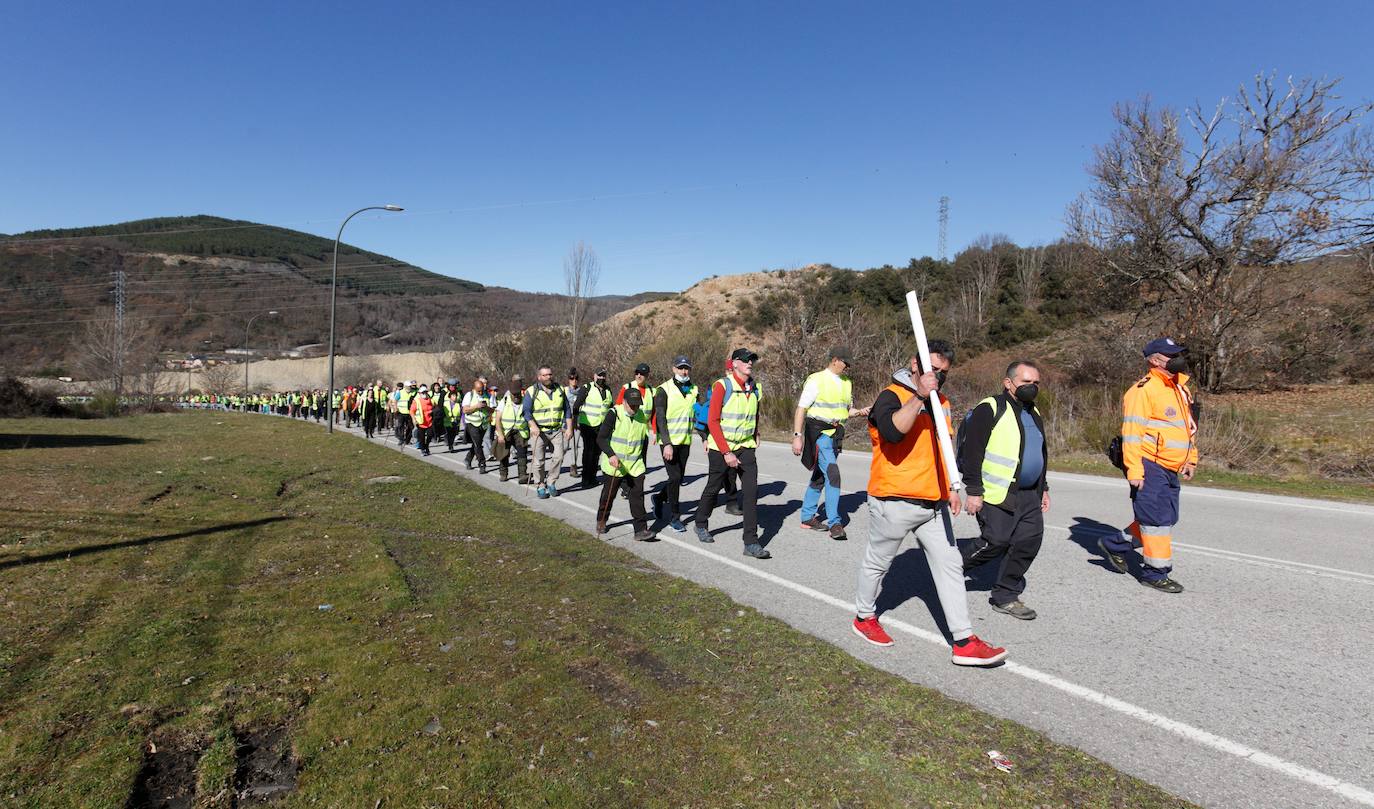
[[954, 397, 1005, 474]]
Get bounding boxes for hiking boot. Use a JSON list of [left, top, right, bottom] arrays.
[[829, 523, 848, 541], [694, 524, 715, 544], [802, 515, 827, 531], [548, 485, 560, 497], [1140, 576, 1184, 593], [1098, 536, 1129, 574], [499, 471, 509, 482], [596, 520, 607, 535], [536, 485, 549, 499], [724, 502, 743, 516], [951, 635, 1007, 667], [991, 600, 1037, 620], [633, 529, 658, 542], [518, 476, 530, 485], [852, 616, 893, 647], [668, 518, 687, 533], [479, 464, 488, 475], [742, 543, 771, 559]]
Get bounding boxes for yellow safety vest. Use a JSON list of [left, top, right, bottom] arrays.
[[463, 391, 491, 427], [975, 396, 1021, 506], [579, 385, 611, 427], [713, 375, 760, 451], [497, 393, 529, 439], [658, 379, 698, 445], [803, 370, 852, 437], [527, 385, 567, 430], [599, 404, 650, 477]]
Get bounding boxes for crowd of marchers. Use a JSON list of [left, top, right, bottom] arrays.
[[179, 335, 1198, 668]]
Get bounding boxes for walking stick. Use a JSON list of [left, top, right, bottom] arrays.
[[904, 290, 962, 491]]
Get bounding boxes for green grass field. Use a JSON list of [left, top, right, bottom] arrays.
[[0, 414, 1192, 808]]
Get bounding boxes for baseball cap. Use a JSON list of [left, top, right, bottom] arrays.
[[1142, 337, 1187, 357], [634, 362, 651, 374], [672, 355, 692, 369], [730, 348, 759, 363], [830, 346, 854, 365], [595, 367, 607, 376], [623, 388, 643, 407]]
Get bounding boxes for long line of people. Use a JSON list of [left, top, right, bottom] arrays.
[[179, 334, 1198, 670]]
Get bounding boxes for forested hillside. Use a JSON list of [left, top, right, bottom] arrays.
[[0, 216, 665, 373]]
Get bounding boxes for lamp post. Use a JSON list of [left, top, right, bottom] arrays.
[[243, 310, 279, 398], [328, 204, 403, 433]]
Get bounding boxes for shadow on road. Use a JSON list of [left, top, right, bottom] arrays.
[[0, 433, 149, 450], [874, 548, 953, 641], [1065, 516, 1131, 574], [0, 516, 289, 571]]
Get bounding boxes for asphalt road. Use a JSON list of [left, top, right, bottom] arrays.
[[330, 417, 1374, 809]]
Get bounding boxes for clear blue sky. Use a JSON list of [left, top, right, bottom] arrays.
[[4, 1, 1371, 295]]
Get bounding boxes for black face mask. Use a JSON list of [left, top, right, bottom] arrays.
[[1165, 356, 1189, 374], [1014, 383, 1039, 404], [934, 369, 947, 388]]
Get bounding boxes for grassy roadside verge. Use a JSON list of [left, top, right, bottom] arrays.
[[0, 414, 1191, 807], [1051, 453, 1374, 504]]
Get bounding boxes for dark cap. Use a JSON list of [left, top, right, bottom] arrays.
[[634, 363, 650, 375], [830, 346, 853, 365], [567, 367, 579, 379], [623, 388, 643, 407], [1142, 337, 1187, 357], [730, 348, 759, 363], [594, 367, 607, 376], [672, 355, 692, 369]]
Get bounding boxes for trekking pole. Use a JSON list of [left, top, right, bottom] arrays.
[[904, 290, 962, 491]]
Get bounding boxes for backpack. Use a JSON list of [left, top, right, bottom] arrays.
[[1105, 436, 1126, 473]]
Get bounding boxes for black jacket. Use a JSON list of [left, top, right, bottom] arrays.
[[958, 391, 1048, 500]]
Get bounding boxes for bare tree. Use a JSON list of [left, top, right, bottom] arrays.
[[74, 316, 158, 397], [1014, 245, 1045, 308], [1069, 74, 1374, 390], [564, 241, 602, 366], [955, 233, 1012, 328], [200, 361, 239, 397]]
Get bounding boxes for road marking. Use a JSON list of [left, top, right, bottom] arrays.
[[321, 419, 1374, 805], [1045, 471, 1374, 517]]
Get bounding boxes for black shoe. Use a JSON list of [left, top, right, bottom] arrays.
[[991, 600, 1037, 620], [694, 524, 715, 544], [633, 529, 658, 542], [724, 502, 743, 516], [743, 543, 771, 559], [1139, 577, 1184, 593], [1097, 537, 1129, 574]]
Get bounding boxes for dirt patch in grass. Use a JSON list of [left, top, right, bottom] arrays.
[[233, 726, 299, 804], [566, 657, 642, 708], [126, 732, 201, 809]]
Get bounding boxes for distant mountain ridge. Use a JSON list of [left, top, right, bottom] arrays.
[[0, 215, 668, 373]]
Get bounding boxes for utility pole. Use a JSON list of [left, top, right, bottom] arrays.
[[114, 267, 126, 399], [937, 196, 949, 263]]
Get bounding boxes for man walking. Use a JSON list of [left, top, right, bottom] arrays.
[[525, 366, 573, 498], [409, 385, 435, 457], [791, 346, 870, 540], [462, 376, 492, 473], [651, 356, 701, 533], [1099, 338, 1198, 593], [959, 360, 1050, 620], [573, 369, 613, 490], [694, 348, 768, 559], [493, 374, 530, 484], [851, 342, 1007, 666], [595, 388, 657, 542]]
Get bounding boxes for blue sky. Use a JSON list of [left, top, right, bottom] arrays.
[[3, 1, 1371, 294]]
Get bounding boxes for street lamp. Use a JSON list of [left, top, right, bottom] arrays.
[[327, 204, 403, 433], [244, 310, 279, 397]]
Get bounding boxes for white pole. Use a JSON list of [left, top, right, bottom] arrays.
[[905, 290, 962, 490]]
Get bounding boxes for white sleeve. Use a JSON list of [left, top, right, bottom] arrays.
[[797, 378, 819, 409]]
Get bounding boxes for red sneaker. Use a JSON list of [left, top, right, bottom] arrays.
[[951, 635, 1006, 666], [852, 616, 893, 647]]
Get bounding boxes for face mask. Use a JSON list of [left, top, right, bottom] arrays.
[[1014, 383, 1039, 404], [1165, 355, 1188, 374], [935, 369, 948, 388], [674, 372, 690, 383]]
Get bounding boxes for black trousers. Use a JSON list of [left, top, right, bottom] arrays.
[[695, 447, 758, 544], [416, 424, 431, 454], [362, 412, 377, 437], [579, 423, 601, 488], [465, 424, 488, 467], [962, 486, 1045, 606], [658, 441, 691, 515], [498, 432, 529, 482], [598, 473, 647, 532]]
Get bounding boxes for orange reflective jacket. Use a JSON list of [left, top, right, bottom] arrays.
[[410, 396, 435, 429], [868, 384, 955, 501], [1121, 368, 1198, 478]]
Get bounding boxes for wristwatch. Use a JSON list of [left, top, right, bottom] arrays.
[[792, 431, 802, 437]]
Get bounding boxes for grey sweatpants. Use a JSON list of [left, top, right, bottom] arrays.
[[854, 496, 972, 641]]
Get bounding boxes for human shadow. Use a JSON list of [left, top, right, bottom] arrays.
[[873, 547, 954, 642], [0, 433, 149, 450], [0, 516, 289, 571], [1065, 516, 1131, 574]]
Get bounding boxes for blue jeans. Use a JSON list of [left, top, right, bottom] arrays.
[[800, 433, 843, 526]]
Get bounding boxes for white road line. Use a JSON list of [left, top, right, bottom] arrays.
[[321, 419, 1374, 805]]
